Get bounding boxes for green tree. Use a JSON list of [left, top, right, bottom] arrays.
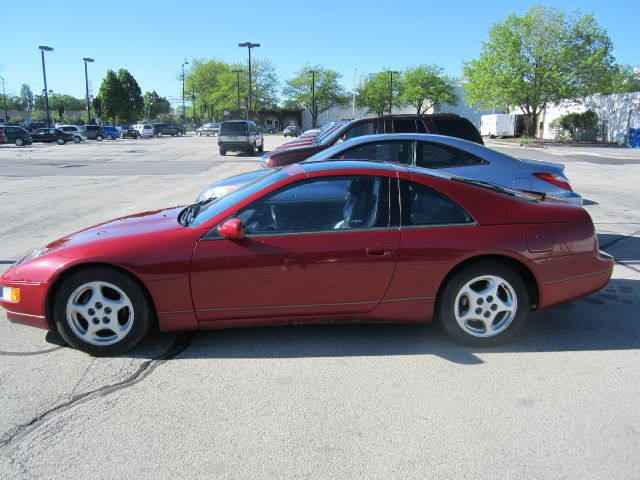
[[19, 84, 34, 111], [249, 59, 280, 113], [398, 64, 458, 114], [463, 4, 615, 136], [143, 90, 171, 120], [283, 64, 348, 127], [356, 72, 396, 116], [98, 70, 129, 124], [601, 64, 640, 94], [34, 93, 85, 111], [117, 69, 144, 122], [185, 58, 234, 121]]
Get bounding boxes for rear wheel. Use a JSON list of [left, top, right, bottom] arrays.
[[56, 137, 65, 145], [96, 135, 104, 141], [74, 136, 81, 143], [258, 141, 264, 153], [157, 131, 163, 137], [436, 261, 529, 346], [177, 131, 182, 137], [107, 134, 113, 140], [248, 143, 256, 156], [15, 138, 24, 146], [220, 148, 226, 156], [53, 267, 153, 356]]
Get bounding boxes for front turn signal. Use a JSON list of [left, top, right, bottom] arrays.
[[2, 287, 21, 303]]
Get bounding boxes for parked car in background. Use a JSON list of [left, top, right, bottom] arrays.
[[262, 114, 483, 168], [82, 125, 107, 141], [197, 123, 220, 136], [133, 124, 154, 138], [0, 160, 613, 355], [153, 123, 183, 137], [120, 126, 141, 139], [59, 125, 87, 143], [259, 124, 277, 134], [283, 125, 303, 137], [300, 128, 321, 139], [27, 122, 48, 132], [30, 128, 75, 145], [0, 125, 32, 146], [101, 126, 120, 140], [218, 120, 264, 156], [0, 129, 5, 144], [302, 133, 583, 205]]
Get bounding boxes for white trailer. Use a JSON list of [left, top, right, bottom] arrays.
[[480, 114, 517, 138]]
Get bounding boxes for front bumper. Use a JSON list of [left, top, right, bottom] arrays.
[[0, 281, 50, 330]]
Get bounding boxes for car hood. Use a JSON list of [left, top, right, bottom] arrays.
[[46, 206, 184, 251]]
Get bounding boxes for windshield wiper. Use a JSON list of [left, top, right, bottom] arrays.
[[180, 197, 216, 226]]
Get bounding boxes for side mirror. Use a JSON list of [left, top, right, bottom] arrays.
[[218, 218, 245, 240]]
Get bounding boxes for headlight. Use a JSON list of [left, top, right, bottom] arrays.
[[15, 247, 49, 267]]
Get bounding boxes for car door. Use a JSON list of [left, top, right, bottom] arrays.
[[190, 174, 400, 322]]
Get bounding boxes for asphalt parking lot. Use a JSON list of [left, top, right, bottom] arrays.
[[1, 135, 639, 479]]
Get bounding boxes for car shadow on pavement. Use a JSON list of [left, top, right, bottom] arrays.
[[598, 233, 640, 262], [162, 277, 639, 365], [41, 279, 639, 365]]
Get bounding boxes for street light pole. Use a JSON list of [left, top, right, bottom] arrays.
[[192, 84, 196, 128], [238, 42, 260, 120], [182, 59, 188, 132], [352, 67, 357, 118], [309, 70, 318, 128], [387, 70, 399, 115], [83, 57, 94, 124], [0, 76, 7, 122], [39, 46, 54, 125], [232, 69, 242, 119]]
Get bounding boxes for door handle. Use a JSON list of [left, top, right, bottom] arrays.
[[366, 245, 394, 256]]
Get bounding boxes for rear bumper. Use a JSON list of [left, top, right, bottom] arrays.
[[218, 142, 252, 151], [552, 190, 583, 206], [537, 250, 614, 309]]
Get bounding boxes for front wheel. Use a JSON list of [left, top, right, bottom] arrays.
[[56, 137, 65, 145], [220, 148, 226, 156], [436, 261, 529, 346], [258, 141, 264, 153], [96, 135, 104, 141], [177, 131, 182, 137], [53, 267, 154, 356], [157, 131, 163, 137], [74, 136, 81, 143], [15, 138, 24, 146], [107, 134, 113, 140], [248, 143, 256, 156]]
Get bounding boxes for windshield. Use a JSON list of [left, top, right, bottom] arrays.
[[314, 120, 350, 145], [220, 122, 248, 135], [187, 169, 288, 227]]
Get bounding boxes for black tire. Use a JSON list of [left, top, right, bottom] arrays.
[[15, 138, 24, 146], [53, 267, 154, 356], [96, 135, 104, 141], [74, 136, 81, 143], [177, 131, 182, 137], [220, 148, 226, 156], [107, 134, 113, 140], [436, 260, 529, 347], [258, 141, 264, 153], [157, 131, 163, 137], [56, 137, 65, 145], [248, 143, 256, 156]]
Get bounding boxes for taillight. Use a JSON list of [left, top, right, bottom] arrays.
[[533, 172, 573, 191]]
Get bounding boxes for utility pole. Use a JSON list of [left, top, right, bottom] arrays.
[[352, 67, 357, 118], [387, 70, 399, 115], [83, 57, 94, 124], [39, 46, 54, 125], [182, 59, 188, 132], [238, 42, 260, 120], [0, 76, 8, 122], [310, 70, 318, 128]]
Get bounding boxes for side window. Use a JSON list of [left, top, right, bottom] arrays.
[[343, 120, 384, 141], [430, 117, 482, 143], [234, 176, 390, 235], [401, 180, 473, 226], [330, 141, 415, 164], [417, 142, 484, 169], [393, 119, 417, 133]]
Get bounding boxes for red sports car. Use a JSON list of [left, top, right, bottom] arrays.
[[0, 161, 613, 355]]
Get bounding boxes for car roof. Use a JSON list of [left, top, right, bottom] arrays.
[[296, 159, 451, 181]]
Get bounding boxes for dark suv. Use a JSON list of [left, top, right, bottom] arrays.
[[262, 114, 483, 168], [1, 125, 32, 146], [83, 125, 107, 141], [153, 123, 183, 137], [218, 120, 264, 156]]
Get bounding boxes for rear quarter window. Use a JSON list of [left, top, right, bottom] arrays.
[[401, 180, 473, 226], [430, 117, 483, 144]]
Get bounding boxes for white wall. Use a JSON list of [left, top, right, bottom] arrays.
[[541, 92, 640, 143]]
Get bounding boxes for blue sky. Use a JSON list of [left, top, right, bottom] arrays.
[[1, 0, 636, 105]]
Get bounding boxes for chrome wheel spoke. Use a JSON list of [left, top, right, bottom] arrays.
[[66, 280, 135, 346]]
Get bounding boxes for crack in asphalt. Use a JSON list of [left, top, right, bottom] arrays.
[[0, 333, 194, 454], [0, 346, 64, 356]]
